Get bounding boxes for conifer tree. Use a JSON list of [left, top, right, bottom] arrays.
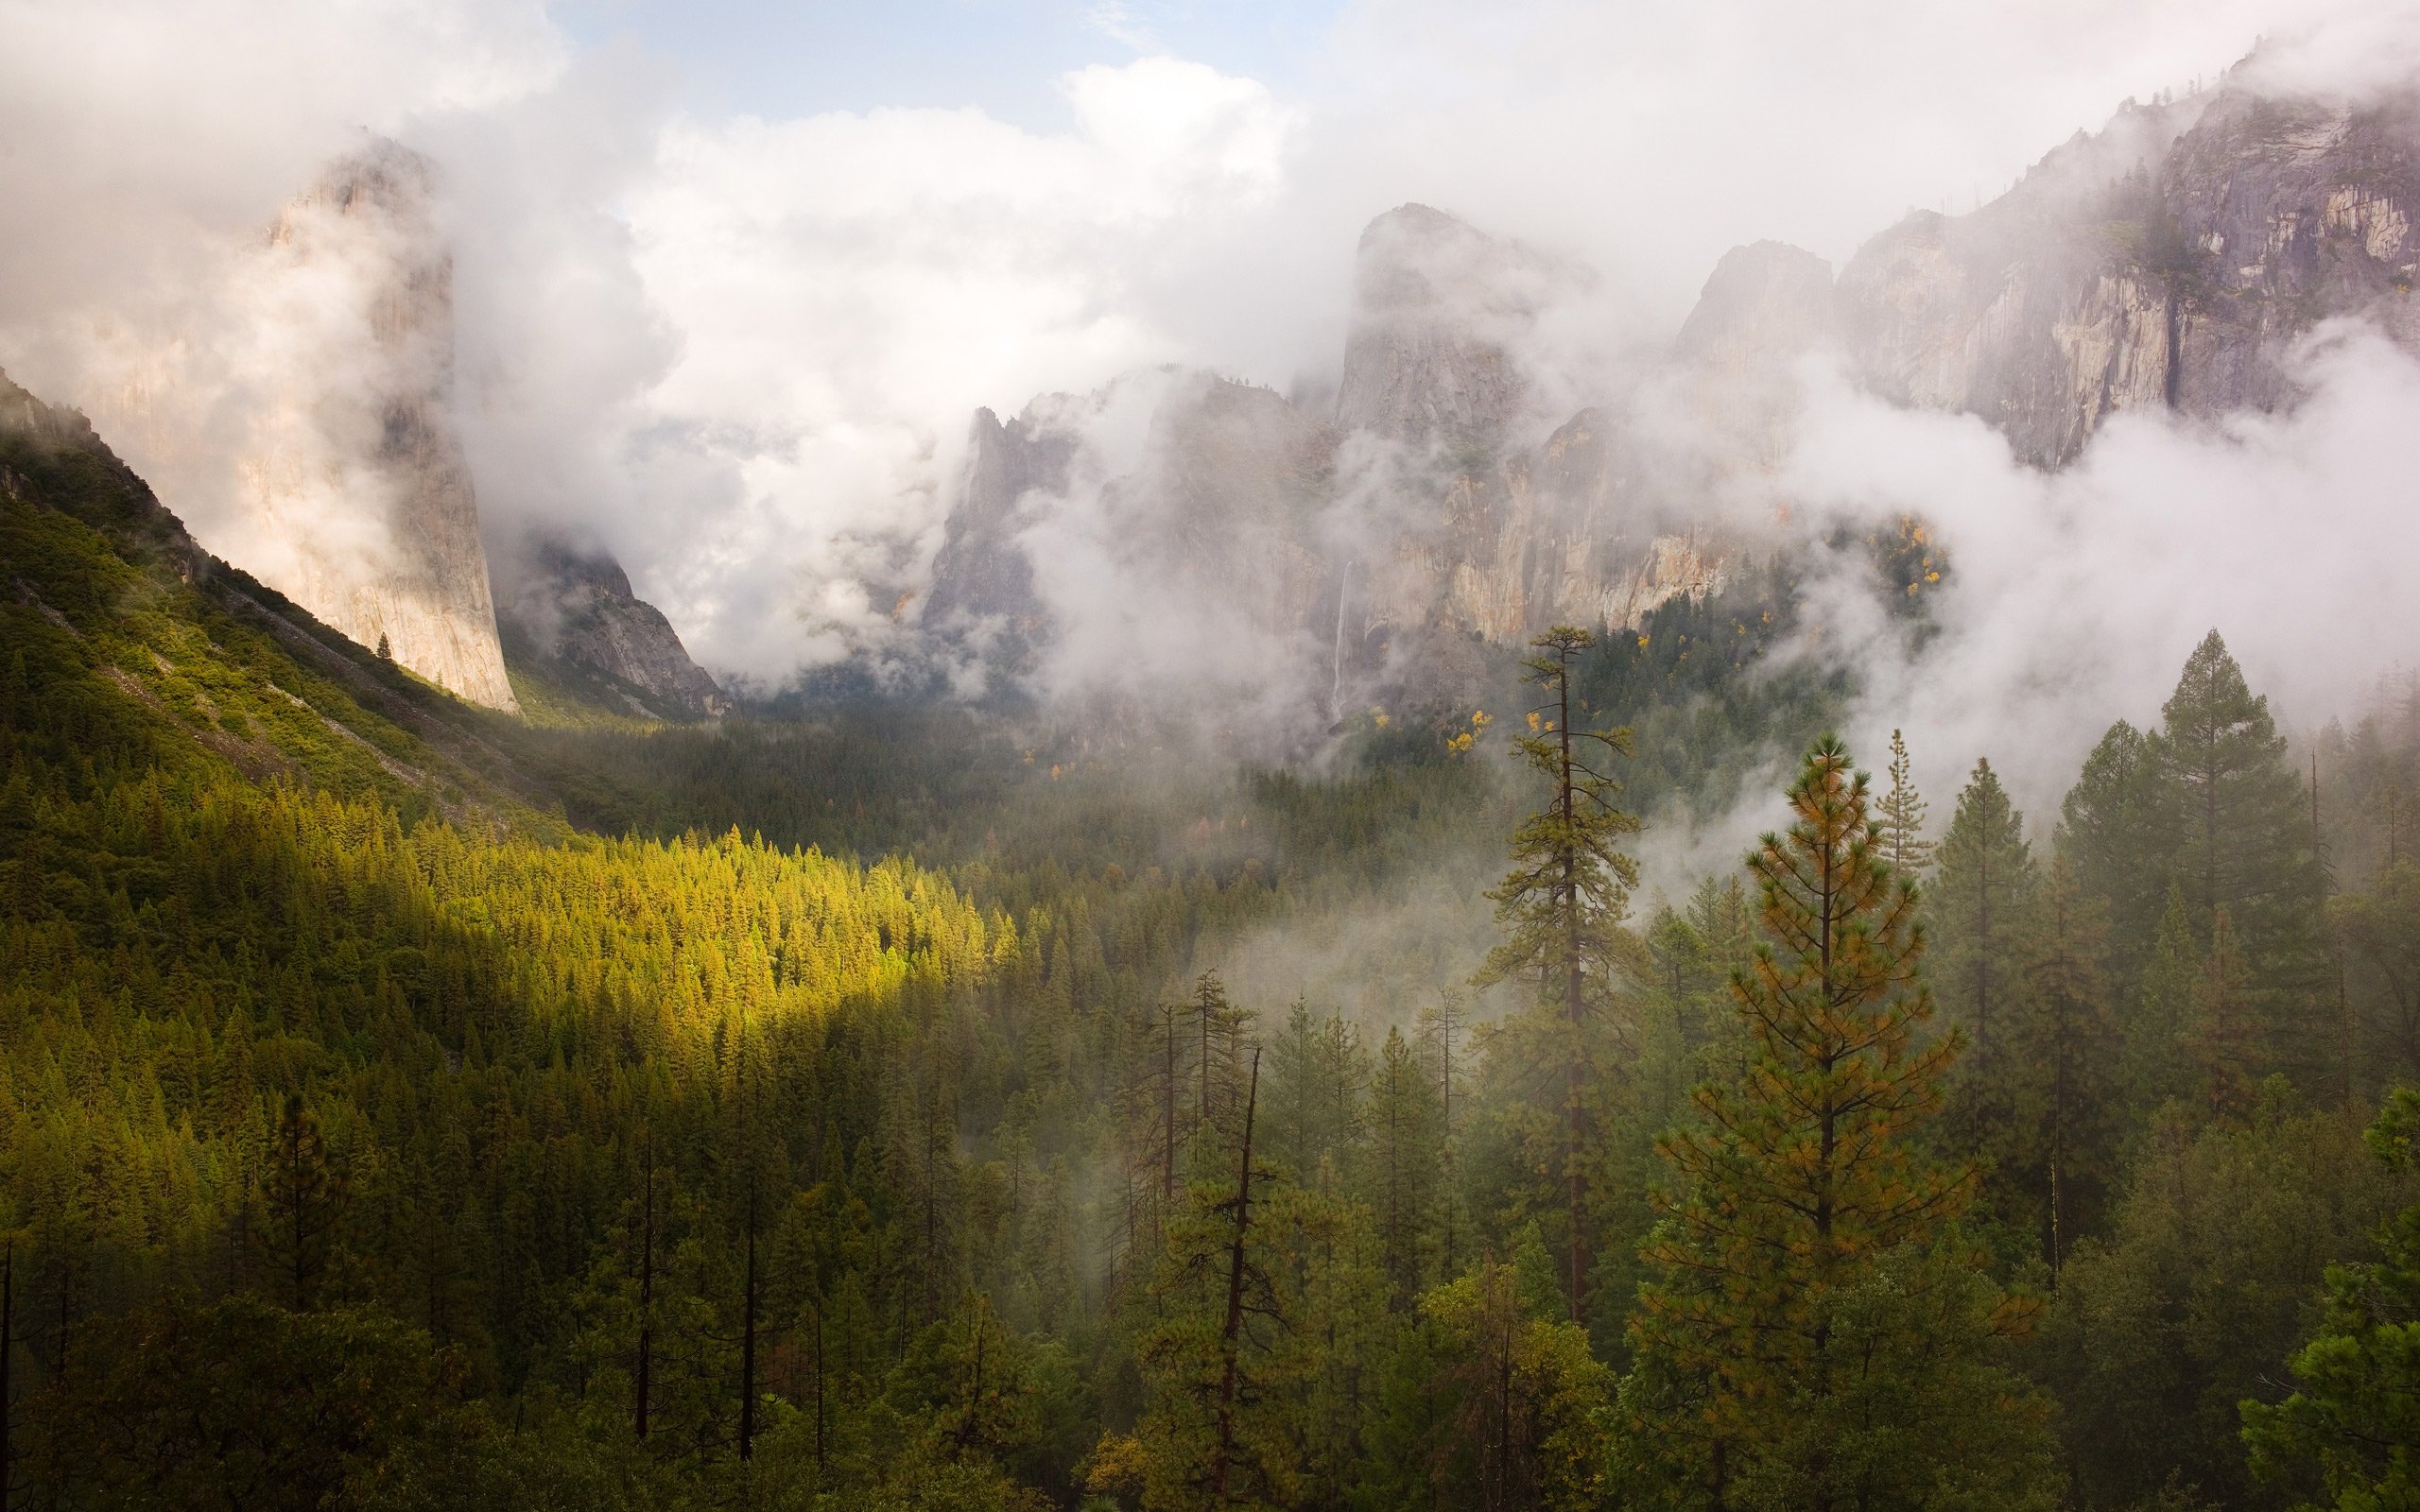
[[1931, 756, 2038, 1073], [2189, 907, 2259, 1123], [1641, 876, 1754, 1060], [1366, 1025, 1445, 1307], [1125, 998, 1199, 1257], [1426, 1241, 1612, 1512], [257, 1094, 342, 1310], [2057, 720, 2167, 981], [2329, 863, 2420, 1086], [2152, 630, 2326, 1010], [1189, 972, 1254, 1138], [1138, 1046, 1296, 1510], [1475, 625, 1642, 1321], [2127, 884, 2203, 1114], [1267, 1002, 1366, 1194], [1416, 990, 1472, 1279], [1627, 735, 2047, 1512], [2242, 1087, 2420, 1509], [1874, 728, 1935, 879], [2007, 859, 2119, 1274]]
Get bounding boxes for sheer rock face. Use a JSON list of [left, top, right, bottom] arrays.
[[924, 373, 1331, 695], [919, 404, 1074, 656], [237, 142, 518, 710], [1670, 240, 1840, 467], [1838, 77, 2420, 465], [1099, 373, 1333, 660], [924, 206, 1737, 705], [500, 541, 730, 721], [1334, 210, 1737, 666]]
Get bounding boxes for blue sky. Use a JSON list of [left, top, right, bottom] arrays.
[[556, 0, 1352, 127]]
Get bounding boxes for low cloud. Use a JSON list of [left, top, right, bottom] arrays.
[[616, 56, 1299, 679], [1781, 320, 2420, 824]]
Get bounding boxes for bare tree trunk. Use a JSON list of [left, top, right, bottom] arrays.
[[1554, 644, 1587, 1322], [1209, 1047, 1264, 1501]]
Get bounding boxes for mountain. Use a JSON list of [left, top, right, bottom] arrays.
[[922, 53, 2420, 714], [496, 539, 732, 721], [228, 141, 521, 712], [1839, 75, 2420, 464]]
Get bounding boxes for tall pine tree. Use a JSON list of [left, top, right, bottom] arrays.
[[2057, 720, 2168, 984], [2006, 859, 2120, 1275], [1932, 757, 2038, 1069], [1873, 729, 1936, 880], [2152, 630, 2325, 1038], [1626, 735, 2052, 1512], [1474, 625, 1642, 1322]]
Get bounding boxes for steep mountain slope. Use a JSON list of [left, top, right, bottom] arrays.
[[1840, 76, 2420, 464], [496, 539, 731, 722], [1, 365, 563, 821]]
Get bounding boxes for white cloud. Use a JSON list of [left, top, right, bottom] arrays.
[[1783, 322, 2420, 820], [615, 56, 1299, 678]]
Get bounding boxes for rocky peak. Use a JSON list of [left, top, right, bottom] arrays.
[[919, 405, 1075, 647], [1334, 204, 1547, 449], [1666, 240, 1839, 469], [498, 537, 731, 721], [1674, 241, 1838, 366]]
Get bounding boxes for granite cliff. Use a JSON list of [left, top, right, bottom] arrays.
[[233, 142, 520, 711], [1838, 71, 2420, 464]]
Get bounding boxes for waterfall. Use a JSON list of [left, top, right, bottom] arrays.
[[1330, 558, 1353, 718]]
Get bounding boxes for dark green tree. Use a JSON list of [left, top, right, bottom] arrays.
[[257, 1094, 344, 1311], [2152, 630, 2326, 1036], [2006, 858, 2120, 1274], [1931, 756, 2038, 1074], [2243, 1087, 2420, 1510], [1365, 1025, 1445, 1307], [1626, 735, 2052, 1512], [2058, 719, 2168, 982], [1474, 625, 1642, 1321]]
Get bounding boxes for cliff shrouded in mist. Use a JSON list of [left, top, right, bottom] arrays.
[[1841, 77, 2420, 464], [497, 539, 733, 721], [924, 54, 2420, 721], [235, 143, 521, 712]]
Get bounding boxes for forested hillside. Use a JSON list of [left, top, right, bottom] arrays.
[[9, 372, 2420, 1512]]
